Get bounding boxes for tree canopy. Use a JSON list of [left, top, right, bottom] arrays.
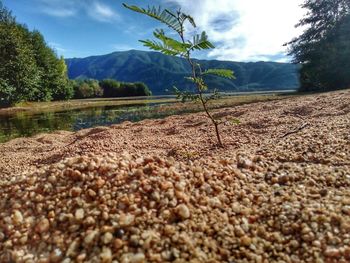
[[0, 1, 72, 106], [287, 0, 350, 91]]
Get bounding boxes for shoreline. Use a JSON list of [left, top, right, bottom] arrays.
[[0, 90, 295, 116]]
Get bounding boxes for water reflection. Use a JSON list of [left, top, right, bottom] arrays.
[[0, 102, 192, 143]]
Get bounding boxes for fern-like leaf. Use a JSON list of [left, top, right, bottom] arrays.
[[191, 31, 215, 50], [123, 4, 182, 33], [140, 40, 181, 56], [153, 29, 191, 54], [180, 14, 196, 28], [202, 69, 235, 79]]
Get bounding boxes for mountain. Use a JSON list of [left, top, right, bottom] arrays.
[[66, 50, 300, 95]]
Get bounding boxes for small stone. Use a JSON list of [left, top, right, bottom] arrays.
[[75, 209, 85, 221], [100, 247, 112, 263], [35, 218, 50, 233], [113, 238, 124, 250], [84, 230, 98, 246], [342, 206, 350, 215], [175, 204, 190, 219], [240, 236, 252, 246], [102, 232, 113, 244], [96, 178, 105, 188], [88, 189, 97, 198], [49, 248, 63, 263], [48, 175, 57, 184], [84, 216, 95, 226], [119, 214, 135, 227], [70, 187, 82, 197], [130, 253, 146, 263], [324, 247, 341, 258], [13, 210, 23, 225], [115, 228, 125, 238], [319, 189, 328, 197]]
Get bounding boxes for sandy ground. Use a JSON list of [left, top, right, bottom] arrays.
[[1, 89, 350, 262], [1, 90, 349, 179]]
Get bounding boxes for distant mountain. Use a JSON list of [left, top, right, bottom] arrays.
[[66, 50, 300, 95]]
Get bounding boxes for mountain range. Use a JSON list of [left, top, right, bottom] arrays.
[[66, 50, 300, 95]]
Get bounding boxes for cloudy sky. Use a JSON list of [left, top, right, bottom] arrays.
[[3, 0, 305, 62]]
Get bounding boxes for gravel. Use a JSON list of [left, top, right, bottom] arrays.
[[0, 89, 349, 262]]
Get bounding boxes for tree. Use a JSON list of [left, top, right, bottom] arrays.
[[286, 0, 350, 91], [123, 4, 235, 146], [0, 9, 41, 105], [0, 1, 73, 106]]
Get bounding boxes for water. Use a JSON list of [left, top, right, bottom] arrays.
[[0, 102, 183, 143], [0, 90, 296, 143]]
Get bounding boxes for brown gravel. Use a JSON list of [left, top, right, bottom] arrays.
[[0, 89, 350, 262]]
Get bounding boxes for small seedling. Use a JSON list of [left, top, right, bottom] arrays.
[[123, 4, 235, 147]]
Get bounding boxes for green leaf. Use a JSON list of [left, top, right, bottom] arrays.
[[190, 31, 215, 50], [180, 14, 196, 28], [139, 39, 181, 56], [123, 4, 182, 33], [201, 69, 235, 79], [153, 29, 191, 54]]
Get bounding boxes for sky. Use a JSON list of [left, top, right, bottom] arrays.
[[3, 0, 305, 62]]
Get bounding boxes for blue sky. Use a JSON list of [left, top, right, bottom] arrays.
[[3, 0, 305, 62]]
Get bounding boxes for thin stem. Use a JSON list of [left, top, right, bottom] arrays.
[[177, 17, 223, 147]]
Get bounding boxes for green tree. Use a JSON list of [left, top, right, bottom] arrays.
[[286, 0, 350, 91], [0, 1, 72, 106], [0, 10, 40, 105], [123, 4, 235, 146], [72, 79, 103, 99], [51, 57, 74, 100]]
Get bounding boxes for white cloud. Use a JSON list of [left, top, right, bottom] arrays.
[[38, 0, 119, 23], [166, 0, 305, 62], [38, 0, 77, 17], [88, 2, 119, 22]]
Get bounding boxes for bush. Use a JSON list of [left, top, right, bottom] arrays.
[[100, 79, 152, 97], [72, 79, 103, 99], [99, 79, 120, 98]]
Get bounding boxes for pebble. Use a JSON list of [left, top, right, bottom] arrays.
[[75, 208, 85, 220], [100, 247, 112, 263], [35, 218, 50, 233], [119, 214, 135, 227], [1, 133, 349, 263], [176, 204, 190, 219], [13, 210, 23, 225]]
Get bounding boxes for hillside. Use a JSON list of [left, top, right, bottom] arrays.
[[66, 50, 300, 94]]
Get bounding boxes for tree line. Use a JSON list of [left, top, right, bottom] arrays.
[[72, 79, 151, 99], [0, 1, 72, 106], [0, 2, 151, 107], [287, 0, 350, 92]]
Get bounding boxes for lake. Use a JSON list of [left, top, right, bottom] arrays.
[[0, 91, 295, 143]]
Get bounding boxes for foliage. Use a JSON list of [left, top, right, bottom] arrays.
[[124, 4, 235, 146], [72, 79, 152, 99], [72, 79, 103, 99], [286, 0, 350, 91], [100, 79, 152, 97], [0, 1, 72, 106]]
